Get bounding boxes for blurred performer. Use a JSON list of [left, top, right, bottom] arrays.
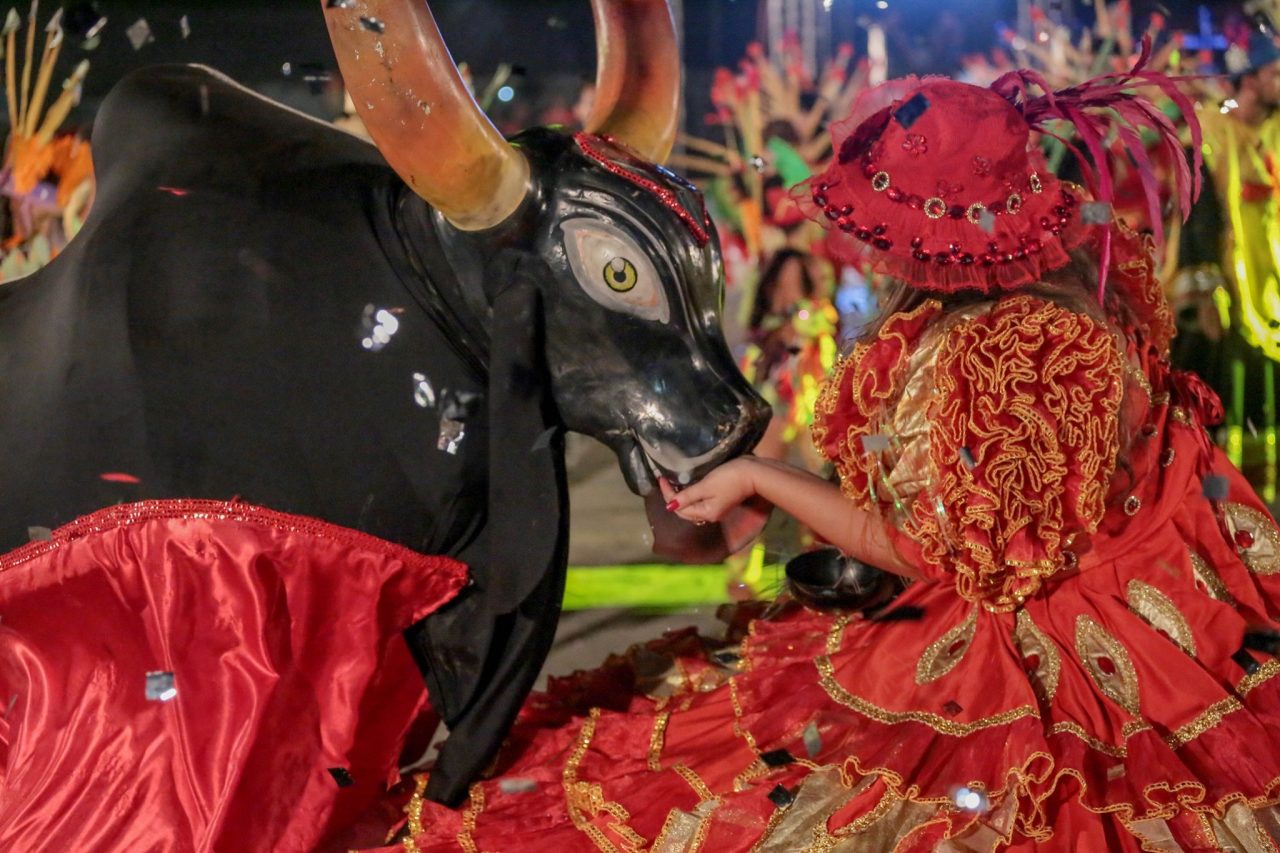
[[1183, 32, 1280, 496], [740, 247, 837, 464]]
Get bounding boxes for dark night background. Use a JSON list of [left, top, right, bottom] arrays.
[[43, 1, 1240, 139]]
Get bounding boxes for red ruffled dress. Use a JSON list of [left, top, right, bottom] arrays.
[[0, 500, 466, 852], [382, 276, 1280, 849]]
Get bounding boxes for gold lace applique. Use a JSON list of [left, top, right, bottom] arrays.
[[562, 707, 647, 852], [817, 655, 1039, 735], [1014, 609, 1061, 706], [1075, 615, 1141, 717], [924, 297, 1124, 611], [1223, 503, 1280, 575], [915, 608, 979, 685], [1190, 550, 1237, 604], [1127, 580, 1198, 657]]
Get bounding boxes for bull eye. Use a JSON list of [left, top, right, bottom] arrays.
[[560, 218, 669, 323], [603, 257, 638, 292]]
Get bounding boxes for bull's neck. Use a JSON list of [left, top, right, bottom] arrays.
[[388, 188, 495, 381]]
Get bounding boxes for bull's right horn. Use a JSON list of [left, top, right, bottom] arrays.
[[585, 0, 681, 164], [323, 1, 529, 231]]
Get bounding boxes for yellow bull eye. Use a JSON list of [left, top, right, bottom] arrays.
[[603, 257, 638, 292]]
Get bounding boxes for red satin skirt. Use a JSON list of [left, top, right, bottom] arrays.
[[0, 500, 466, 852], [374, 446, 1280, 852]]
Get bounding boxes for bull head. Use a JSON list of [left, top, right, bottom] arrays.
[[324, 0, 769, 503]]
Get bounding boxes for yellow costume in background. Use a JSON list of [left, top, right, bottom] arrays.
[[1198, 108, 1280, 495]]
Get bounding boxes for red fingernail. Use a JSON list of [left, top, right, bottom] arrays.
[[666, 499, 680, 511]]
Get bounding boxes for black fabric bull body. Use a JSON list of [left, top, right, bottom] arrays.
[[0, 65, 768, 804]]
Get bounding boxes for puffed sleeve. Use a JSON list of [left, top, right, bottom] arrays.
[[814, 295, 1124, 611], [909, 296, 1124, 610]]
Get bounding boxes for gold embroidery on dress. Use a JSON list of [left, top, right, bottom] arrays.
[[456, 784, 492, 853], [816, 655, 1039, 734], [1127, 580, 1198, 656], [673, 764, 716, 802], [1014, 609, 1061, 705], [1075, 615, 1141, 716], [915, 607, 979, 685], [648, 710, 671, 771], [1241, 659, 1280, 695], [1047, 721, 1136, 757], [401, 773, 429, 853], [1190, 550, 1237, 604], [562, 707, 647, 852], [1223, 503, 1280, 575], [1166, 696, 1243, 749]]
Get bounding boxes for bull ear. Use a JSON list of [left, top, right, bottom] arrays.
[[322, 1, 529, 231], [585, 0, 681, 164]]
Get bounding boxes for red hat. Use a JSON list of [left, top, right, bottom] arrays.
[[803, 41, 1201, 296]]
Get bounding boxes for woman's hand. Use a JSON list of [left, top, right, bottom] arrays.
[[659, 457, 760, 525]]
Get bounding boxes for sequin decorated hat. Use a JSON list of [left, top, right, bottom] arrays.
[[803, 42, 1201, 295]]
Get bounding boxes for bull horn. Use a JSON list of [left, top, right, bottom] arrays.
[[322, 1, 529, 231], [585, 0, 681, 164]]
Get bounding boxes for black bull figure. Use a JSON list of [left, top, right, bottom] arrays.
[[0, 0, 769, 805]]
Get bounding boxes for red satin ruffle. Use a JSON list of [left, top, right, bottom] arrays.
[[0, 500, 466, 852]]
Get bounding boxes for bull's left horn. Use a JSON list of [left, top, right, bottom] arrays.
[[323, 1, 529, 231], [585, 0, 681, 164]]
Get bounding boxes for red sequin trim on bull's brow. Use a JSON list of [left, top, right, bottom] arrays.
[[574, 132, 711, 247]]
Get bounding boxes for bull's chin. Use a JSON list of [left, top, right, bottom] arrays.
[[615, 439, 658, 497], [610, 436, 772, 564]]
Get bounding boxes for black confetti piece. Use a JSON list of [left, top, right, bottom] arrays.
[[1202, 474, 1230, 501], [328, 767, 355, 787], [1243, 632, 1280, 655], [1233, 647, 1263, 675], [893, 93, 930, 129], [761, 748, 795, 768], [942, 700, 963, 716], [868, 605, 925, 622], [767, 784, 794, 808], [710, 649, 741, 668], [499, 777, 538, 794], [359, 15, 385, 33], [959, 447, 977, 469], [326, 0, 356, 7], [27, 526, 52, 542]]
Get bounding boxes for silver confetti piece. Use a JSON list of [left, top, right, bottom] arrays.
[[802, 721, 822, 757], [437, 417, 465, 455], [498, 777, 538, 794], [959, 447, 977, 469], [145, 671, 177, 702], [412, 372, 436, 408], [125, 18, 153, 51], [978, 209, 997, 233], [953, 785, 990, 812], [861, 434, 891, 453], [1081, 201, 1112, 224], [179, 14, 190, 39], [359, 15, 385, 33], [26, 526, 52, 541], [326, 0, 357, 7], [1248, 418, 1258, 438]]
